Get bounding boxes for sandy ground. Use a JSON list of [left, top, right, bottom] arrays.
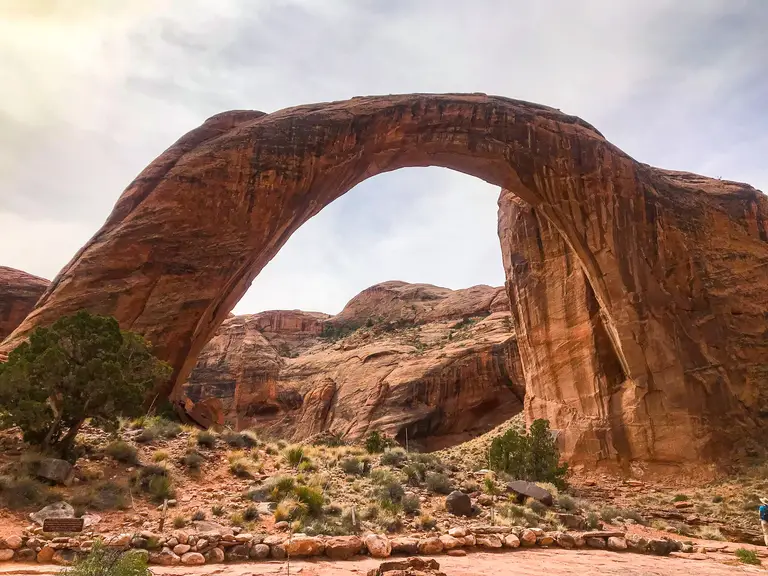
[[0, 549, 764, 576]]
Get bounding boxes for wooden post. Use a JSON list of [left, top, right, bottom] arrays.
[[158, 499, 168, 532]]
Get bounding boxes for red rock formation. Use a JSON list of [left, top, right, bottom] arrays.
[[0, 267, 49, 342], [2, 94, 766, 467], [185, 282, 523, 449]]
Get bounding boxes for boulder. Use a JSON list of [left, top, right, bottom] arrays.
[[0, 267, 49, 340], [538, 534, 555, 546], [3, 536, 22, 550], [30, 502, 75, 527], [503, 534, 521, 548], [364, 534, 392, 558], [505, 481, 553, 506], [557, 513, 586, 530], [390, 537, 419, 555], [271, 544, 287, 560], [285, 536, 324, 557], [181, 552, 205, 566], [0, 550, 14, 562], [105, 534, 131, 547], [173, 544, 191, 555], [325, 536, 363, 560], [445, 491, 472, 516], [462, 534, 476, 547], [224, 544, 249, 561], [520, 529, 537, 547], [249, 544, 270, 559], [439, 535, 462, 550], [555, 533, 575, 549], [34, 459, 74, 486], [649, 539, 672, 556], [418, 537, 444, 554], [607, 537, 627, 551], [15, 549, 36, 562], [37, 546, 55, 563], [476, 534, 503, 549], [586, 538, 606, 549], [448, 527, 466, 538], [149, 548, 181, 566], [205, 547, 225, 563]]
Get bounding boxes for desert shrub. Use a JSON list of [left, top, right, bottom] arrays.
[[221, 430, 254, 448], [425, 472, 452, 494], [362, 503, 381, 520], [621, 508, 646, 525], [230, 512, 244, 526], [0, 311, 171, 456], [365, 431, 395, 454], [71, 480, 128, 511], [557, 494, 577, 512], [380, 447, 407, 467], [698, 526, 725, 541], [211, 504, 224, 516], [483, 476, 499, 496], [61, 541, 149, 576], [712, 495, 724, 503], [0, 475, 56, 509], [417, 513, 437, 530], [312, 432, 345, 447], [735, 548, 761, 565], [294, 484, 324, 516], [132, 465, 174, 503], [196, 430, 216, 448], [192, 509, 206, 521], [284, 445, 307, 467], [526, 497, 548, 516], [298, 459, 317, 473], [134, 428, 156, 444], [275, 498, 308, 522], [409, 452, 445, 472], [243, 505, 260, 521], [403, 463, 426, 486], [340, 457, 368, 476], [255, 475, 296, 502], [672, 494, 689, 502], [180, 450, 204, 471], [600, 506, 621, 522], [152, 450, 169, 462], [402, 492, 421, 514], [229, 458, 255, 478], [489, 419, 567, 488], [585, 511, 600, 530], [172, 515, 186, 528], [500, 502, 526, 520], [105, 441, 139, 464]]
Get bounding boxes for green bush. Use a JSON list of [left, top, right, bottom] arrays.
[[365, 431, 395, 454], [284, 445, 306, 467], [61, 542, 149, 576], [403, 463, 426, 486], [105, 441, 138, 464], [0, 475, 56, 510], [402, 492, 421, 514], [294, 484, 325, 516], [196, 431, 216, 448], [172, 515, 186, 528], [672, 494, 689, 502], [489, 419, 567, 489], [340, 457, 367, 476], [0, 311, 171, 456], [243, 505, 260, 521], [180, 450, 205, 471], [211, 504, 225, 516], [425, 472, 452, 494], [221, 430, 258, 448], [192, 509, 206, 521], [735, 548, 761, 565], [585, 511, 600, 529], [600, 506, 620, 522], [132, 465, 174, 503], [557, 494, 577, 512]]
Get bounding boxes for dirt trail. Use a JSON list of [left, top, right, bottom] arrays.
[[0, 549, 762, 576]]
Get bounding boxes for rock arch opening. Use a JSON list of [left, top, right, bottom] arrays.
[[3, 93, 767, 468]]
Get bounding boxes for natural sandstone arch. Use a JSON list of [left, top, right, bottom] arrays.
[[2, 93, 767, 467]]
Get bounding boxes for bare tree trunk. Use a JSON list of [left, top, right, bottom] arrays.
[[57, 418, 85, 456]]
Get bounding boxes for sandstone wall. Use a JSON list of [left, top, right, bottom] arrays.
[[0, 267, 49, 342]]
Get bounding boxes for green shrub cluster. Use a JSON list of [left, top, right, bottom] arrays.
[[489, 419, 567, 488]]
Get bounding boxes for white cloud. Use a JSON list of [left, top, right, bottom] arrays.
[[1, 0, 765, 314]]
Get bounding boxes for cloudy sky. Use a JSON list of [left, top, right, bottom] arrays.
[[1, 1, 766, 315]]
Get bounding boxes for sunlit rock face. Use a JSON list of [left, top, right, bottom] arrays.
[[3, 93, 766, 467], [185, 282, 524, 451], [0, 266, 49, 342]]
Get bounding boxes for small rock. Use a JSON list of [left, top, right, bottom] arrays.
[[15, 549, 36, 562], [205, 547, 225, 563], [264, 535, 286, 546], [418, 537, 444, 554], [557, 513, 586, 531], [224, 545, 249, 562], [607, 537, 627, 551], [173, 544, 191, 555], [649, 539, 671, 556], [29, 502, 75, 527], [365, 534, 392, 558], [0, 549, 14, 562], [673, 501, 693, 509], [149, 547, 181, 566], [448, 527, 467, 538], [445, 491, 472, 517], [503, 534, 520, 548], [235, 533, 253, 543], [555, 533, 575, 549], [181, 552, 205, 566], [274, 521, 289, 530], [447, 549, 467, 557], [34, 459, 74, 486], [37, 546, 55, 563], [3, 536, 22, 550], [285, 536, 325, 557], [250, 544, 270, 559], [476, 535, 503, 549], [271, 544, 287, 560], [477, 494, 493, 506], [462, 534, 476, 547]]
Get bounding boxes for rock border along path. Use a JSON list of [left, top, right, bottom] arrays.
[[0, 525, 730, 567]]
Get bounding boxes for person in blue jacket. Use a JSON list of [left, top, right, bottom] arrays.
[[760, 498, 768, 545]]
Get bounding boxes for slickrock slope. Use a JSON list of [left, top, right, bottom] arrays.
[[2, 93, 766, 468], [185, 282, 524, 450], [0, 267, 49, 341]]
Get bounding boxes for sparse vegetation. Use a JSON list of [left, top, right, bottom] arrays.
[[105, 440, 139, 464], [735, 548, 761, 565], [192, 509, 206, 521], [380, 447, 408, 467], [71, 480, 129, 511], [365, 430, 396, 454], [132, 465, 174, 503], [0, 474, 56, 509], [585, 511, 600, 530], [402, 492, 420, 514], [180, 449, 205, 471], [61, 541, 150, 576], [284, 445, 306, 467], [672, 494, 689, 502], [152, 450, 169, 462], [425, 472, 452, 494], [698, 526, 725, 541], [557, 494, 577, 512], [340, 456, 368, 476], [211, 504, 225, 517], [196, 430, 216, 448], [172, 515, 187, 528], [489, 418, 568, 489], [243, 504, 260, 521]]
